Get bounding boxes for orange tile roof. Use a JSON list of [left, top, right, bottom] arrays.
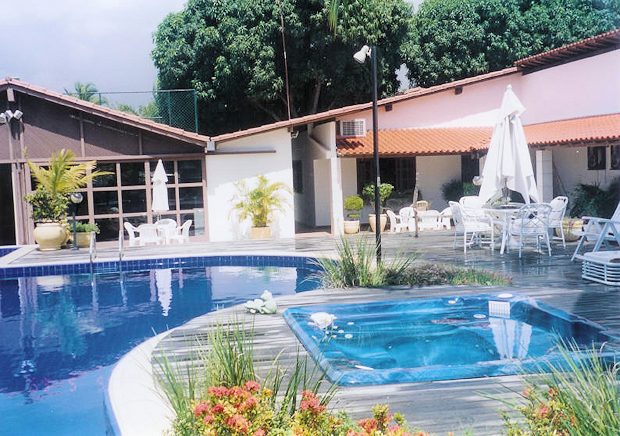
[[0, 78, 211, 146], [515, 28, 620, 70], [337, 113, 620, 157]]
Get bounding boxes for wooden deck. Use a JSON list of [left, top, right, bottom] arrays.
[[151, 232, 620, 435]]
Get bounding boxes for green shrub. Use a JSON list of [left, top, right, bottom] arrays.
[[570, 178, 619, 218], [25, 189, 68, 222], [69, 221, 100, 233], [314, 237, 413, 288], [502, 341, 620, 436], [362, 183, 394, 210], [344, 195, 364, 219], [441, 178, 479, 203]]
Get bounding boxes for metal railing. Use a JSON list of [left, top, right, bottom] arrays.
[[118, 230, 124, 272], [89, 231, 97, 274]]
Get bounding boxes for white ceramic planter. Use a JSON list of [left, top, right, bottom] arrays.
[[33, 222, 66, 251]]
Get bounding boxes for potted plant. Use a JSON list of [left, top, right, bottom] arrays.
[[559, 217, 583, 242], [69, 221, 100, 248], [362, 183, 394, 233], [232, 175, 291, 239], [25, 149, 109, 250], [343, 195, 363, 234]]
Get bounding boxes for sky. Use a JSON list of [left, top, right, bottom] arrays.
[[1, 0, 422, 106], [0, 0, 186, 105]]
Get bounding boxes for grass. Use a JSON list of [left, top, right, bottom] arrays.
[[315, 236, 509, 288]]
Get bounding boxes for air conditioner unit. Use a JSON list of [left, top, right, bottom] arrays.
[[339, 119, 366, 137]]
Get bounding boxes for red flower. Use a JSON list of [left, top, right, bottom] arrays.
[[226, 414, 250, 433], [194, 402, 210, 417], [244, 380, 260, 392], [211, 403, 225, 414], [300, 391, 325, 414], [537, 405, 551, 419], [547, 387, 558, 398], [253, 429, 266, 436], [203, 414, 215, 425], [208, 386, 229, 398], [358, 418, 378, 433], [239, 396, 258, 412]]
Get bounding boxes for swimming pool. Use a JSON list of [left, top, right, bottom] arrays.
[[0, 256, 320, 435], [284, 294, 617, 386]]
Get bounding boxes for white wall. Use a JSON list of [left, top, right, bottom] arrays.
[[552, 146, 620, 197], [416, 155, 462, 210], [206, 129, 295, 241], [313, 159, 331, 226]]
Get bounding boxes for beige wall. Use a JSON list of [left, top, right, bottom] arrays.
[[416, 155, 462, 210], [206, 128, 295, 241], [552, 146, 620, 198]]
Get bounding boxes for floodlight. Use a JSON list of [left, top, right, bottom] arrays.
[[353, 45, 371, 64], [13, 110, 23, 120], [0, 113, 6, 124]]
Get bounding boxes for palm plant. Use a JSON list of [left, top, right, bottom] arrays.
[[64, 82, 107, 105], [232, 175, 291, 228]]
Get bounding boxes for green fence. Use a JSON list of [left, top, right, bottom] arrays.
[[95, 89, 199, 133]]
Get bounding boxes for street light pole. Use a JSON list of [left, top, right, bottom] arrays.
[[370, 45, 381, 264]]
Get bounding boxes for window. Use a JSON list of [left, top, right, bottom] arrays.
[[292, 160, 303, 193], [356, 157, 416, 193], [611, 145, 620, 170], [587, 146, 606, 170], [461, 154, 479, 183]]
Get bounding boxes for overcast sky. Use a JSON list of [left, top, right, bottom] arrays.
[[1, 0, 186, 104], [1, 0, 422, 105]]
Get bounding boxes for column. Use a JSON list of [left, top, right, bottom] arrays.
[[536, 149, 553, 202]]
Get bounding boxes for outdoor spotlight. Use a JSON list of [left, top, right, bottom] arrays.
[[12, 110, 23, 120], [353, 45, 371, 64], [0, 113, 6, 124], [472, 175, 483, 186], [70, 192, 84, 204]]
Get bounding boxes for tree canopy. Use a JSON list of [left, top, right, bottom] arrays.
[[404, 0, 620, 88], [152, 0, 413, 135], [64, 82, 107, 105]]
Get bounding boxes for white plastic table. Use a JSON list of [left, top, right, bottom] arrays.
[[484, 207, 521, 254]]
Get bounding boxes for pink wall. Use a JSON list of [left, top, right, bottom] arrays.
[[338, 49, 619, 129]]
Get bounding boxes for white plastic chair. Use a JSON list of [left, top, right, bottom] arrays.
[[386, 210, 405, 233], [548, 196, 568, 248], [459, 196, 487, 218], [155, 219, 178, 244], [136, 224, 163, 246], [509, 204, 552, 258], [439, 207, 452, 230], [572, 201, 620, 260], [124, 222, 141, 247], [417, 210, 441, 231], [415, 200, 429, 211], [399, 207, 416, 232], [168, 220, 193, 244], [449, 201, 494, 254]]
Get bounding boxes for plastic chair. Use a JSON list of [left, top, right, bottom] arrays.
[[548, 196, 568, 248], [168, 220, 193, 244], [509, 204, 552, 258], [399, 207, 416, 232], [386, 210, 404, 233], [136, 224, 163, 246], [439, 207, 452, 230], [156, 219, 178, 244], [417, 210, 441, 231], [449, 201, 494, 254], [124, 222, 141, 247], [415, 200, 429, 211]]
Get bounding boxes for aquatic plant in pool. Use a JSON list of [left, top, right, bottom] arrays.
[[283, 294, 617, 386], [0, 258, 320, 436]]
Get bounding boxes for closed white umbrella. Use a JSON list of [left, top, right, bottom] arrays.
[[478, 86, 539, 204], [489, 317, 532, 360], [151, 160, 169, 216], [155, 268, 173, 316]]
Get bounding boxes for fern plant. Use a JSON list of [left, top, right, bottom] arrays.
[[232, 175, 291, 227]]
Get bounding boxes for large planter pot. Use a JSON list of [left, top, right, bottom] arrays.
[[343, 220, 360, 234], [75, 232, 92, 248], [33, 222, 66, 251], [368, 213, 388, 233], [250, 226, 272, 240], [557, 219, 583, 242]]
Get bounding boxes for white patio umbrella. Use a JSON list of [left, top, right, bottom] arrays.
[[478, 85, 539, 204], [151, 160, 169, 218], [489, 317, 532, 360]]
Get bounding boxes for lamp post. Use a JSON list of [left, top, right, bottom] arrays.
[[70, 192, 83, 250], [354, 44, 382, 263]]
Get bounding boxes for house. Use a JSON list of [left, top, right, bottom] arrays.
[[1, 29, 618, 245]]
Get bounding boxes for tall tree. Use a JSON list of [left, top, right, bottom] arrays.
[[403, 0, 620, 88], [152, 0, 413, 135], [64, 82, 107, 105]]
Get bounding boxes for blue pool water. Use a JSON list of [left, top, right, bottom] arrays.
[[284, 294, 616, 385], [0, 260, 320, 435]]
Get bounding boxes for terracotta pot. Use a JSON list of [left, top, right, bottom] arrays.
[[250, 226, 272, 240], [368, 214, 388, 233], [557, 219, 583, 242], [343, 220, 360, 234], [75, 232, 92, 248], [33, 222, 66, 251]]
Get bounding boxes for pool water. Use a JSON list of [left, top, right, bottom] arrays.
[[284, 294, 616, 385], [0, 263, 320, 435]]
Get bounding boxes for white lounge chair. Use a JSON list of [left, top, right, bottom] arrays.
[[449, 201, 495, 254], [572, 202, 620, 260], [508, 204, 552, 258], [548, 196, 568, 248], [168, 220, 193, 244], [386, 210, 405, 233]]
